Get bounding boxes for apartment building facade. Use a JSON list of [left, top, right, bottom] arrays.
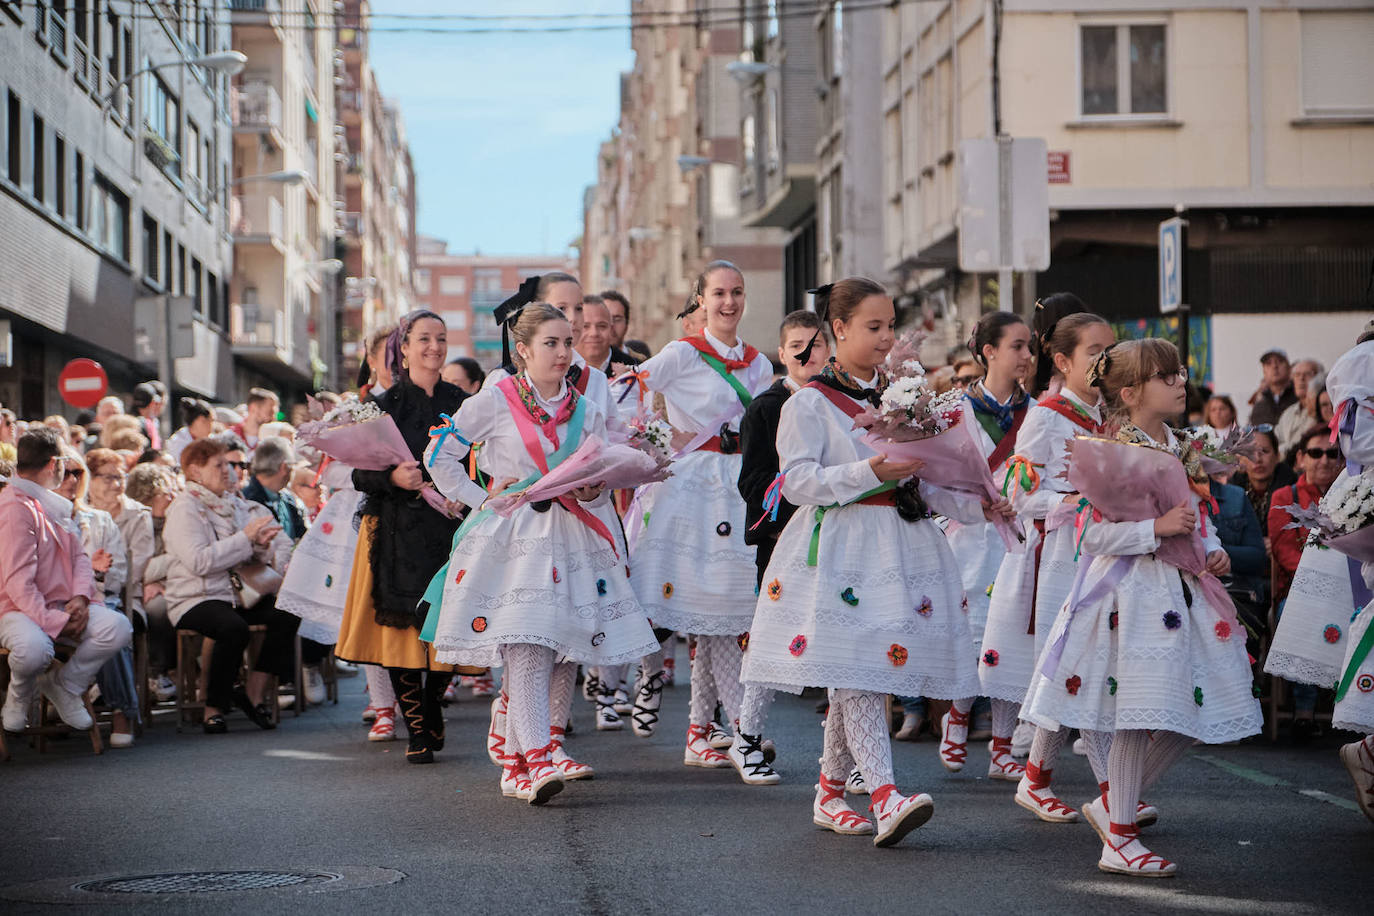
[[0, 0, 237, 417], [414, 238, 577, 371], [335, 0, 416, 387], [228, 0, 337, 403]]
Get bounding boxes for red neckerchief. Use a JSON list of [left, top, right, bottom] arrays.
[[1037, 393, 1103, 434], [805, 380, 867, 420], [678, 334, 760, 371], [512, 374, 580, 451]]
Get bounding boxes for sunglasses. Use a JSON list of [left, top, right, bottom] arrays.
[[228, 461, 251, 471], [1302, 447, 1341, 460], [63, 468, 84, 480]]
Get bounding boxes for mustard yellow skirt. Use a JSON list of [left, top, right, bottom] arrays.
[[336, 516, 464, 672]]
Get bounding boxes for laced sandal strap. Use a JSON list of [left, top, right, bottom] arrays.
[[818, 773, 847, 802], [868, 783, 898, 810], [947, 707, 971, 726], [1025, 763, 1053, 788], [736, 732, 776, 777], [940, 738, 967, 763], [1108, 821, 1139, 839], [1029, 788, 1076, 817]]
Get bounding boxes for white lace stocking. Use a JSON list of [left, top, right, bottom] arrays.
[[364, 664, 395, 708], [1140, 730, 1193, 794], [820, 691, 855, 780], [835, 689, 895, 789], [703, 635, 745, 724], [502, 643, 555, 756], [1080, 729, 1114, 784], [548, 661, 577, 737], [1107, 729, 1150, 826], [990, 698, 1019, 741], [737, 683, 774, 735], [688, 637, 718, 727], [1028, 724, 1070, 773]]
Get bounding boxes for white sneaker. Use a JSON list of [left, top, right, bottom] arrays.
[[334, 659, 359, 677], [303, 666, 326, 705], [846, 767, 869, 795], [728, 731, 781, 785], [38, 671, 92, 730], [2, 687, 30, 732], [151, 675, 177, 702], [870, 787, 935, 847], [1010, 721, 1034, 758], [109, 731, 135, 748], [706, 720, 733, 749]]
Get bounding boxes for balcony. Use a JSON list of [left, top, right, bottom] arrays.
[[342, 211, 364, 239], [231, 302, 313, 384], [233, 79, 284, 147], [228, 0, 281, 28], [231, 195, 285, 250], [304, 137, 319, 188]]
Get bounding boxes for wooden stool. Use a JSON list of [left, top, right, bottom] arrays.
[[174, 629, 212, 731], [0, 645, 103, 757]]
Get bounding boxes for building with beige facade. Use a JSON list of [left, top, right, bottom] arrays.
[[336, 0, 416, 387], [583, 0, 788, 353], [228, 0, 338, 403], [881, 0, 1374, 394]]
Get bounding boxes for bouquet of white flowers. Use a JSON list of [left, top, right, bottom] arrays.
[[1284, 468, 1374, 563], [856, 335, 966, 442], [626, 412, 674, 465]]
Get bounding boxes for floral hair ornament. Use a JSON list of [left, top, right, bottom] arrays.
[[1085, 343, 1117, 390], [493, 274, 542, 375], [795, 284, 834, 365]]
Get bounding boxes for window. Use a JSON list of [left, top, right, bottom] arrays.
[[145, 71, 181, 173], [1079, 23, 1166, 117], [72, 151, 84, 230], [54, 134, 66, 217], [50, 0, 67, 56], [449, 311, 468, 331], [142, 213, 159, 284], [207, 270, 222, 327], [186, 119, 203, 191], [767, 0, 779, 39], [438, 274, 466, 295], [1300, 12, 1374, 117], [6, 91, 20, 183], [92, 173, 129, 260], [474, 269, 502, 294], [414, 268, 431, 293], [191, 258, 203, 314], [176, 243, 186, 295], [832, 2, 844, 79], [741, 112, 756, 195], [162, 230, 173, 287], [32, 113, 45, 204]]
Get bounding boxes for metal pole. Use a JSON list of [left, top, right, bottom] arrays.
[[997, 135, 1013, 313], [1177, 216, 1192, 424]]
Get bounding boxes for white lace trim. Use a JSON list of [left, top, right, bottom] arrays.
[[1263, 649, 1340, 689]]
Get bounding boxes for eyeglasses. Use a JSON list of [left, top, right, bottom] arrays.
[[94, 473, 126, 484], [1302, 446, 1341, 460], [953, 375, 980, 386], [228, 461, 250, 471], [1150, 368, 1189, 387]]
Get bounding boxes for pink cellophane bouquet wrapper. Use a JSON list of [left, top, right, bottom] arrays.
[[297, 405, 454, 517], [1283, 470, 1374, 564], [484, 435, 672, 518], [1066, 436, 1207, 576], [861, 417, 1021, 551]]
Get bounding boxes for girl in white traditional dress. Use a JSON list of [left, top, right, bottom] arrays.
[[425, 304, 660, 804], [1022, 338, 1262, 876], [979, 312, 1118, 822], [740, 278, 986, 847], [1321, 335, 1374, 824], [939, 311, 1033, 782], [626, 260, 775, 771]]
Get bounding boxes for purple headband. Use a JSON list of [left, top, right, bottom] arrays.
[[387, 309, 443, 381]]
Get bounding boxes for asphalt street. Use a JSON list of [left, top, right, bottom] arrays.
[[2, 646, 1371, 915]]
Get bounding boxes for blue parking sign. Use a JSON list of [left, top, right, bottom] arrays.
[[1158, 217, 1185, 314]]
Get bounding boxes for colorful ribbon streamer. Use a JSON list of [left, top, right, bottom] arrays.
[[1072, 497, 1101, 561], [749, 472, 786, 532], [1001, 455, 1043, 500], [806, 481, 897, 566], [615, 369, 652, 404], [426, 412, 471, 467]]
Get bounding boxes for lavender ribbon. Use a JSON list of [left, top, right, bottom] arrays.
[[1038, 556, 1133, 680]]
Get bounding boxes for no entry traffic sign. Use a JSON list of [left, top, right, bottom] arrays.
[[58, 358, 109, 409]]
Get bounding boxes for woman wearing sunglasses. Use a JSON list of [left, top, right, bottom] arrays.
[[1264, 425, 1348, 742]]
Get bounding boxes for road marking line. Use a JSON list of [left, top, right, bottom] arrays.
[[1192, 754, 1361, 813], [1298, 788, 1361, 813]]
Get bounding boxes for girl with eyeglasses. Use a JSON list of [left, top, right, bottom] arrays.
[[1021, 338, 1261, 876]]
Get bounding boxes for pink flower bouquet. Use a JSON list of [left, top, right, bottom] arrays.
[[296, 398, 454, 517], [484, 435, 672, 518]]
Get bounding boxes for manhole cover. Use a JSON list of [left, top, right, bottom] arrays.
[[74, 870, 339, 894], [0, 866, 405, 904]]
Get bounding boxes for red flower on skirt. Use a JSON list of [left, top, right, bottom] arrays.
[[983, 650, 999, 667], [887, 644, 908, 666], [1065, 675, 1082, 696], [789, 635, 807, 657], [1323, 624, 1342, 644], [471, 616, 487, 633], [320, 522, 334, 534], [738, 632, 750, 653], [1214, 620, 1231, 641]]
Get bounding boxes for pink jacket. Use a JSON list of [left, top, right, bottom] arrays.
[[0, 482, 99, 638]]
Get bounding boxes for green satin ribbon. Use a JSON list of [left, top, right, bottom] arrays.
[[1334, 605, 1374, 702], [806, 480, 898, 567], [418, 398, 587, 642], [696, 351, 753, 407]]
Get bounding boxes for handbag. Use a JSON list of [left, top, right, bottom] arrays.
[[229, 559, 283, 609]]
